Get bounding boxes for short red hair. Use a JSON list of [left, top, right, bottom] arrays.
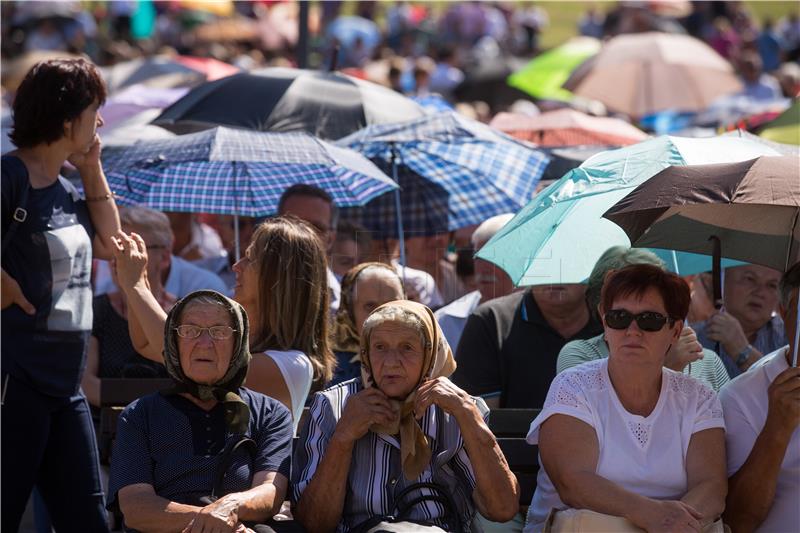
[[600, 264, 690, 322]]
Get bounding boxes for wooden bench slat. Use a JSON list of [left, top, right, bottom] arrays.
[[100, 378, 173, 406]]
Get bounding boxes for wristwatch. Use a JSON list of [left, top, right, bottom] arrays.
[[735, 344, 754, 366]]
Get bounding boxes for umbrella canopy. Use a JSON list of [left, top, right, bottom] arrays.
[[507, 36, 600, 102], [337, 112, 550, 238], [604, 155, 800, 271], [102, 126, 398, 217], [759, 100, 800, 145], [152, 67, 426, 140], [490, 109, 649, 147], [101, 55, 209, 93], [477, 135, 781, 286], [564, 32, 742, 118]]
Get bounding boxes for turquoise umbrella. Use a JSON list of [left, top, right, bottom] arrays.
[[477, 134, 783, 286]]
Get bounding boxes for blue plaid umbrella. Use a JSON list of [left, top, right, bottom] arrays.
[[337, 112, 550, 240], [103, 126, 398, 218]]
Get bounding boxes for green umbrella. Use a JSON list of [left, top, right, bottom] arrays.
[[507, 37, 600, 102], [759, 100, 799, 145], [477, 134, 782, 286]]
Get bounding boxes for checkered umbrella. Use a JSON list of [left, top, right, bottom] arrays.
[[102, 126, 398, 217], [337, 112, 550, 239]]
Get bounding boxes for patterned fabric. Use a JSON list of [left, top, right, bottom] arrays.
[[292, 378, 488, 532], [338, 112, 550, 238], [102, 127, 397, 216]]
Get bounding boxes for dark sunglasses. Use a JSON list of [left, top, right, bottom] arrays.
[[604, 309, 672, 332]]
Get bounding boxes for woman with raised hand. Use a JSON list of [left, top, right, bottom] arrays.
[[113, 216, 334, 430]]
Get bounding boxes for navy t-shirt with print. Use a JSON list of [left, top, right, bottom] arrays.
[[107, 387, 293, 509], [1, 155, 95, 397]]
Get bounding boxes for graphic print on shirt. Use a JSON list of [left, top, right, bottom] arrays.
[[44, 213, 92, 332]]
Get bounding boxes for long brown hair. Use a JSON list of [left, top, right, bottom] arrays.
[[249, 216, 334, 391]]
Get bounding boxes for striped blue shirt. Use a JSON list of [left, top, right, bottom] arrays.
[[292, 378, 488, 532]]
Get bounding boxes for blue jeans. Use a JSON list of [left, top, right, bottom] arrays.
[[1, 374, 108, 533]]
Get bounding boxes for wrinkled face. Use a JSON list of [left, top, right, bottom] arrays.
[[66, 99, 103, 153], [368, 322, 425, 399], [531, 284, 587, 308], [280, 195, 335, 252], [723, 265, 780, 331], [353, 271, 405, 336], [474, 257, 514, 302], [232, 243, 259, 312], [177, 303, 236, 385], [603, 288, 682, 367], [331, 237, 359, 278]]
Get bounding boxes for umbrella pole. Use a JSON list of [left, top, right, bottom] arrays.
[[709, 235, 722, 309], [391, 144, 407, 277], [233, 161, 241, 262]]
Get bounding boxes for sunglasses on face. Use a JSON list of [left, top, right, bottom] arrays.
[[604, 310, 672, 332]]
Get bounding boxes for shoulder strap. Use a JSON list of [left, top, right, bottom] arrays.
[[1, 156, 32, 255], [211, 436, 257, 500]]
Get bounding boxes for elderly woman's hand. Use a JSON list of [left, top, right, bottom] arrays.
[[181, 497, 240, 533], [414, 377, 474, 420], [631, 499, 704, 533], [111, 232, 149, 292], [664, 327, 704, 372], [334, 388, 398, 443]]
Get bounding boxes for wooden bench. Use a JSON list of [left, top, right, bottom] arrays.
[[98, 378, 173, 464]]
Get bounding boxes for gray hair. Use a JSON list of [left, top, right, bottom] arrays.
[[587, 246, 666, 313], [472, 213, 515, 249], [179, 294, 233, 325], [779, 262, 800, 308], [119, 206, 174, 248], [362, 306, 426, 349]]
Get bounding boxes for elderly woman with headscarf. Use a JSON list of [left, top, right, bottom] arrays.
[[293, 300, 520, 532], [107, 291, 293, 533], [330, 262, 406, 386]]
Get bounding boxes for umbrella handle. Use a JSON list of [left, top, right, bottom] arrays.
[[709, 235, 722, 310]]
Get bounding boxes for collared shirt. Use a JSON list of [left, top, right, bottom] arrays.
[[435, 290, 483, 351], [328, 267, 341, 313], [93, 255, 229, 298], [453, 290, 603, 408], [108, 388, 292, 509], [720, 347, 800, 532], [693, 314, 787, 378], [292, 378, 488, 532]]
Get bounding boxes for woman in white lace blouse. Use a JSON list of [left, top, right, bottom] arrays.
[[525, 264, 727, 533]]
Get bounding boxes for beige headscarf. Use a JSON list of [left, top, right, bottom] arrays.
[[359, 300, 456, 480]]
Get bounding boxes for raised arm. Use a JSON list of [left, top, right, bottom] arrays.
[[538, 414, 703, 533], [69, 137, 121, 260], [414, 377, 519, 521], [112, 232, 167, 361]]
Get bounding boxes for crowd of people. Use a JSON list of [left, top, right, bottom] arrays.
[[1, 1, 799, 533]]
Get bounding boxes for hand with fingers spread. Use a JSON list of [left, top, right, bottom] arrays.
[[181, 496, 240, 533], [413, 377, 473, 420], [665, 326, 704, 372], [334, 387, 399, 443], [633, 499, 704, 533], [111, 232, 149, 292], [765, 366, 800, 436]]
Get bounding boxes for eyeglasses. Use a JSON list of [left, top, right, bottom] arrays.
[[604, 310, 672, 332], [175, 325, 237, 340]]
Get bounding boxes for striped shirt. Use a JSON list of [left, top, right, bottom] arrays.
[[292, 378, 488, 532]]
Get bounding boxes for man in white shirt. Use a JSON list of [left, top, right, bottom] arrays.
[[435, 213, 515, 350], [721, 262, 800, 532]]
